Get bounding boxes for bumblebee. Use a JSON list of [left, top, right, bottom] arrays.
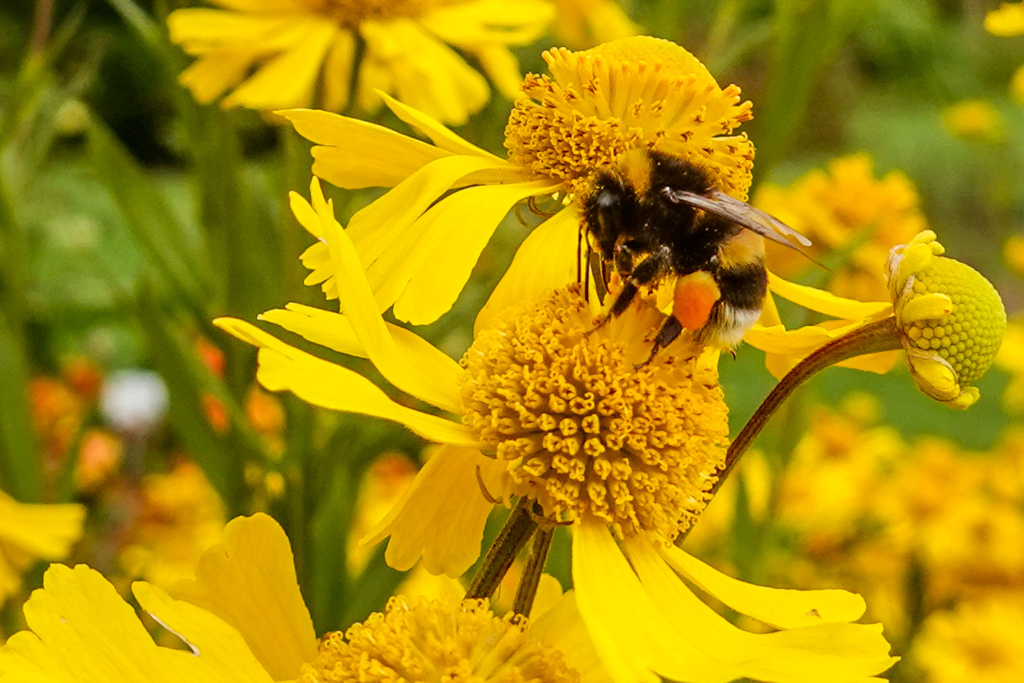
[[581, 148, 811, 364]]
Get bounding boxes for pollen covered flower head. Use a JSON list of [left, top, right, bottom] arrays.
[[504, 35, 755, 197], [283, 35, 756, 326], [217, 180, 896, 683], [886, 231, 1006, 408], [167, 0, 553, 122]]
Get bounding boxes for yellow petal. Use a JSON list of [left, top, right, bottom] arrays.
[[572, 522, 706, 683], [768, 273, 892, 321], [662, 545, 866, 629], [530, 592, 614, 683], [898, 292, 952, 324], [420, 0, 554, 46], [363, 19, 490, 126], [390, 179, 561, 324], [168, 514, 315, 680], [748, 322, 900, 379], [475, 206, 579, 334], [347, 154, 512, 259], [259, 303, 463, 410], [468, 43, 526, 99], [221, 20, 337, 109], [0, 492, 85, 560], [377, 90, 504, 159], [0, 564, 272, 682], [361, 445, 502, 577], [282, 109, 452, 189], [627, 537, 896, 683], [177, 50, 256, 104], [215, 318, 479, 447], [318, 196, 465, 411]]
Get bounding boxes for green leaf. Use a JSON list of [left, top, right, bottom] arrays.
[[87, 120, 209, 312], [0, 311, 40, 501]]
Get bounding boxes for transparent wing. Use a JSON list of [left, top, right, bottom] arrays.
[[662, 188, 812, 249]]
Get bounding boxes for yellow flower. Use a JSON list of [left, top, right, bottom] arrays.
[[550, 0, 639, 49], [1004, 233, 1024, 278], [996, 321, 1024, 414], [753, 153, 927, 302], [986, 2, 1024, 36], [119, 461, 227, 588], [284, 35, 756, 326], [911, 596, 1024, 683], [941, 100, 1005, 143], [0, 491, 85, 608], [984, 4, 1024, 103], [217, 181, 896, 683], [886, 231, 1006, 408], [0, 513, 604, 683], [167, 0, 553, 122]]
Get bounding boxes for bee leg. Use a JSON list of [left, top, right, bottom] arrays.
[[636, 315, 682, 369], [586, 280, 639, 337]]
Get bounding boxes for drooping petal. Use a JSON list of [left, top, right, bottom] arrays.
[[627, 536, 897, 683], [572, 522, 706, 683], [168, 514, 316, 681], [530, 592, 615, 683], [662, 544, 867, 629], [768, 274, 892, 321], [747, 321, 901, 379], [318, 194, 465, 411], [214, 318, 478, 447], [475, 205, 580, 334], [282, 109, 452, 189], [361, 445, 503, 577], [378, 90, 504, 159], [389, 178, 562, 324], [258, 303, 463, 407]]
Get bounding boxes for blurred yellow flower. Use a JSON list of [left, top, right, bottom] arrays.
[[0, 513, 607, 683], [985, 3, 1024, 103], [753, 153, 927, 302], [119, 461, 226, 588], [0, 491, 85, 608], [551, 0, 639, 49], [941, 99, 1005, 142], [1004, 233, 1024, 278], [167, 0, 553, 122], [911, 596, 1024, 683], [997, 321, 1024, 413], [218, 180, 896, 683]]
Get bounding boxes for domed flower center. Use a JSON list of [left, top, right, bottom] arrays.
[[301, 597, 578, 683], [504, 36, 755, 198], [897, 255, 1005, 386], [314, 0, 434, 26], [460, 285, 729, 542]]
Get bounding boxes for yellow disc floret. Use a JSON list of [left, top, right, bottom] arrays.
[[887, 231, 1007, 409], [315, 0, 433, 26], [504, 36, 755, 198], [460, 284, 729, 541], [301, 597, 579, 683]]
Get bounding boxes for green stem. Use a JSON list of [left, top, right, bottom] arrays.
[[465, 498, 538, 602], [711, 316, 902, 500], [511, 526, 554, 617]]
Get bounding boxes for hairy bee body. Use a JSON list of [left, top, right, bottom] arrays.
[[581, 148, 807, 362]]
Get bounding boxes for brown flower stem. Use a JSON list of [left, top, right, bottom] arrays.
[[709, 316, 902, 500], [465, 497, 538, 601], [511, 525, 555, 617]]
